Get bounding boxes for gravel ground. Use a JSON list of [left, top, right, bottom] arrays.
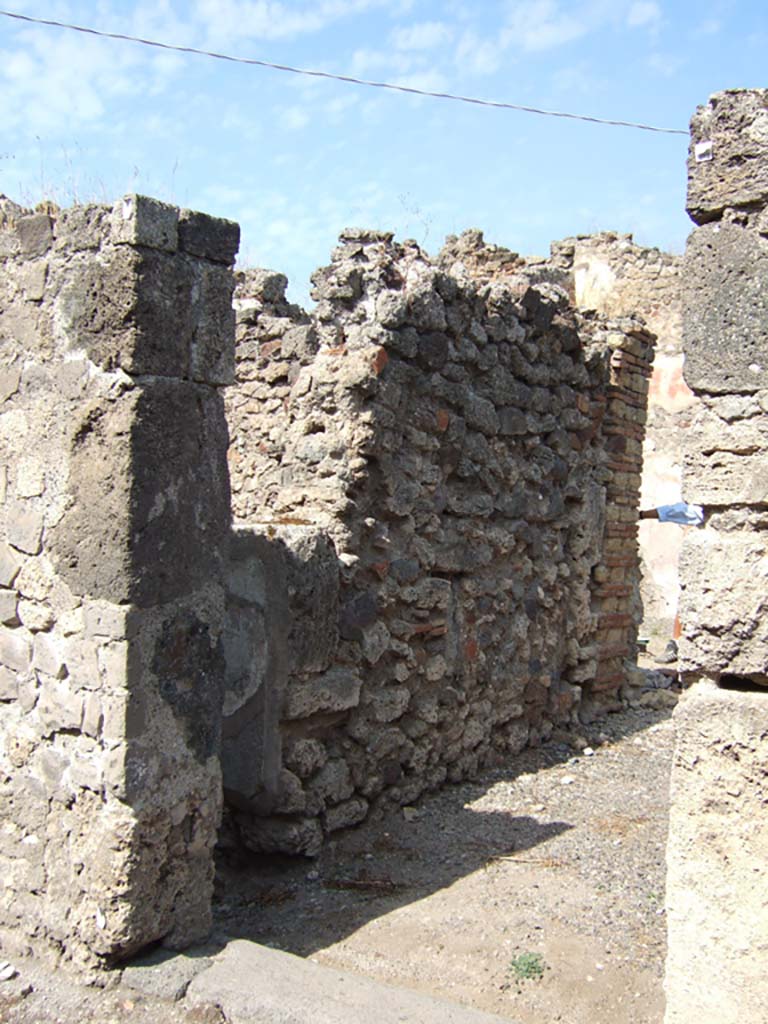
[[214, 700, 678, 1024], [0, 699, 678, 1024]]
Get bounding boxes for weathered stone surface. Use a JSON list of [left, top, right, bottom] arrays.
[[309, 758, 354, 806], [110, 194, 178, 252], [121, 946, 214, 1002], [237, 814, 323, 857], [0, 589, 18, 625], [48, 381, 230, 606], [679, 517, 768, 684], [284, 668, 362, 720], [16, 214, 53, 257], [150, 608, 225, 762], [226, 227, 651, 851], [0, 627, 31, 672], [683, 395, 768, 504], [0, 196, 235, 967], [37, 681, 84, 733], [178, 209, 240, 265], [32, 633, 65, 678], [283, 737, 327, 779], [185, 939, 514, 1024], [323, 796, 369, 832], [0, 544, 21, 587], [0, 665, 18, 700], [57, 230, 235, 384], [131, 382, 231, 605], [665, 684, 768, 1024], [273, 767, 306, 814], [687, 89, 768, 224], [221, 528, 287, 812], [6, 505, 44, 555], [668, 93, 768, 1018], [284, 530, 340, 674], [682, 222, 768, 394]]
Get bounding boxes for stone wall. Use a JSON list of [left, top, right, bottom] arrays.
[[678, 88, 768, 684], [225, 229, 653, 854], [0, 195, 238, 965], [547, 233, 691, 644], [0, 189, 656, 962], [664, 89, 768, 1023], [665, 683, 768, 1024]]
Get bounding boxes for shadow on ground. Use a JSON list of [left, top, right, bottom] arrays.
[[212, 704, 673, 959]]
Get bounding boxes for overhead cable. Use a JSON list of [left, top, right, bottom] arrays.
[[0, 8, 689, 136]]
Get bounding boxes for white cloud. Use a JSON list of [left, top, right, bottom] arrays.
[[349, 47, 415, 76], [283, 105, 311, 130], [551, 63, 597, 95], [454, 30, 504, 75], [693, 17, 721, 37], [0, 28, 141, 134], [647, 51, 685, 77], [392, 69, 450, 94], [191, 0, 417, 45], [392, 21, 454, 51], [502, 0, 588, 52], [627, 1, 661, 29]]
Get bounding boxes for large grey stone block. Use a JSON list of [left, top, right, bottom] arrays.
[[679, 529, 768, 682], [687, 88, 768, 225], [128, 381, 231, 606], [178, 208, 240, 265], [111, 195, 178, 252], [48, 381, 230, 606], [683, 396, 768, 504], [682, 222, 768, 394], [57, 245, 235, 384]]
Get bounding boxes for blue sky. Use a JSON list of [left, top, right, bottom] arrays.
[[1, 1, 766, 302]]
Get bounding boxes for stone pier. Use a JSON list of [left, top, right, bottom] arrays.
[[0, 196, 238, 965], [664, 89, 768, 1023]]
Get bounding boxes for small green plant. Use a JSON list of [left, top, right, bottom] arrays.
[[508, 951, 546, 981]]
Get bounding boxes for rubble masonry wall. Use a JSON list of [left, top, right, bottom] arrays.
[[546, 234, 692, 643], [0, 190, 656, 957], [225, 229, 653, 854], [0, 196, 238, 964]]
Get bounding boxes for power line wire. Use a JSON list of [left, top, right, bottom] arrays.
[[0, 8, 689, 136]]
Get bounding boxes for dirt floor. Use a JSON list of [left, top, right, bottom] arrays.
[[214, 700, 677, 1024], [0, 700, 677, 1024]]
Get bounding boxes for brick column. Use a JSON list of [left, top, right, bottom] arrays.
[[587, 322, 654, 708]]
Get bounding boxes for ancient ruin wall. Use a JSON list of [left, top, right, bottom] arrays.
[[225, 230, 653, 854], [0, 196, 238, 964], [547, 234, 690, 643], [664, 89, 768, 1024], [678, 89, 768, 683]]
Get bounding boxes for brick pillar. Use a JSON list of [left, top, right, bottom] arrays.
[[664, 89, 768, 1023], [587, 321, 655, 709], [0, 195, 238, 965]]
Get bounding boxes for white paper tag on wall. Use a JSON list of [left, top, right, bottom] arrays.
[[694, 140, 713, 162]]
